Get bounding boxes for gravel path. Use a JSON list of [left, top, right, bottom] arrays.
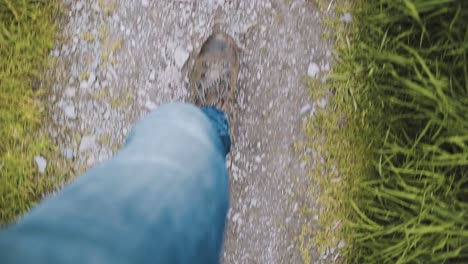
[[48, 0, 335, 262]]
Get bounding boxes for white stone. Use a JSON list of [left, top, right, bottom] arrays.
[[80, 81, 89, 89], [307, 62, 320, 77], [250, 199, 258, 208], [87, 72, 96, 88], [255, 156, 261, 163], [174, 46, 189, 69], [76, 1, 84, 12], [300, 161, 306, 169], [338, 239, 346, 249], [61, 148, 74, 161], [300, 103, 311, 114], [232, 213, 240, 222], [145, 100, 156, 110], [149, 69, 156, 81], [317, 98, 328, 109], [233, 171, 239, 181], [341, 13, 352, 23], [34, 156, 47, 174], [64, 87, 76, 97], [142, 0, 149, 7], [79, 135, 96, 153], [64, 105, 77, 119]]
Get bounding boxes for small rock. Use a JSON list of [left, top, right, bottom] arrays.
[[87, 155, 96, 167], [232, 213, 241, 222], [341, 13, 352, 23], [233, 171, 239, 181], [300, 161, 306, 169], [50, 131, 58, 138], [322, 63, 330, 72], [145, 100, 156, 110], [174, 46, 189, 69], [307, 62, 320, 77], [64, 87, 76, 97], [337, 239, 346, 249], [317, 98, 328, 109], [104, 109, 111, 120], [250, 199, 258, 208], [61, 148, 74, 161], [64, 105, 77, 119], [34, 156, 47, 174], [149, 69, 156, 81], [255, 156, 261, 163], [80, 81, 89, 90], [91, 2, 101, 12], [76, 1, 84, 12], [234, 152, 241, 161], [52, 49, 60, 57], [79, 135, 96, 153], [300, 103, 311, 114], [87, 72, 96, 88], [142, 0, 149, 7], [107, 65, 118, 80]]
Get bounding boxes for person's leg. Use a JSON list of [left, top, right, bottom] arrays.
[[0, 103, 230, 264]]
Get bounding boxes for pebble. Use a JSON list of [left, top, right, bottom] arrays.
[[300, 161, 306, 169], [300, 103, 311, 114], [307, 62, 320, 77], [64, 87, 76, 97], [232, 213, 241, 222], [61, 147, 74, 161], [79, 135, 96, 153], [142, 0, 149, 7], [80, 81, 89, 90], [233, 171, 239, 181], [76, 1, 84, 12], [149, 69, 156, 81], [341, 13, 352, 23], [64, 105, 77, 119], [87, 72, 96, 88], [337, 240, 346, 249], [145, 100, 156, 110], [174, 46, 189, 69], [104, 109, 111, 120], [317, 98, 328, 109], [255, 156, 261, 163], [250, 199, 258, 208], [34, 156, 47, 174], [52, 49, 60, 57]]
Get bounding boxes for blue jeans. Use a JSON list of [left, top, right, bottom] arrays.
[[0, 103, 231, 264]]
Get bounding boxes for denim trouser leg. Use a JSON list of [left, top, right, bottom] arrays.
[[0, 103, 230, 264]]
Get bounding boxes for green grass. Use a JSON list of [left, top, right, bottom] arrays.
[[306, 0, 468, 263], [0, 0, 63, 225]]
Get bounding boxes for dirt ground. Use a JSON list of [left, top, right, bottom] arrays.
[[48, 0, 335, 262]]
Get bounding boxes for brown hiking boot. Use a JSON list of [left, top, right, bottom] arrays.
[[191, 32, 239, 129]]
